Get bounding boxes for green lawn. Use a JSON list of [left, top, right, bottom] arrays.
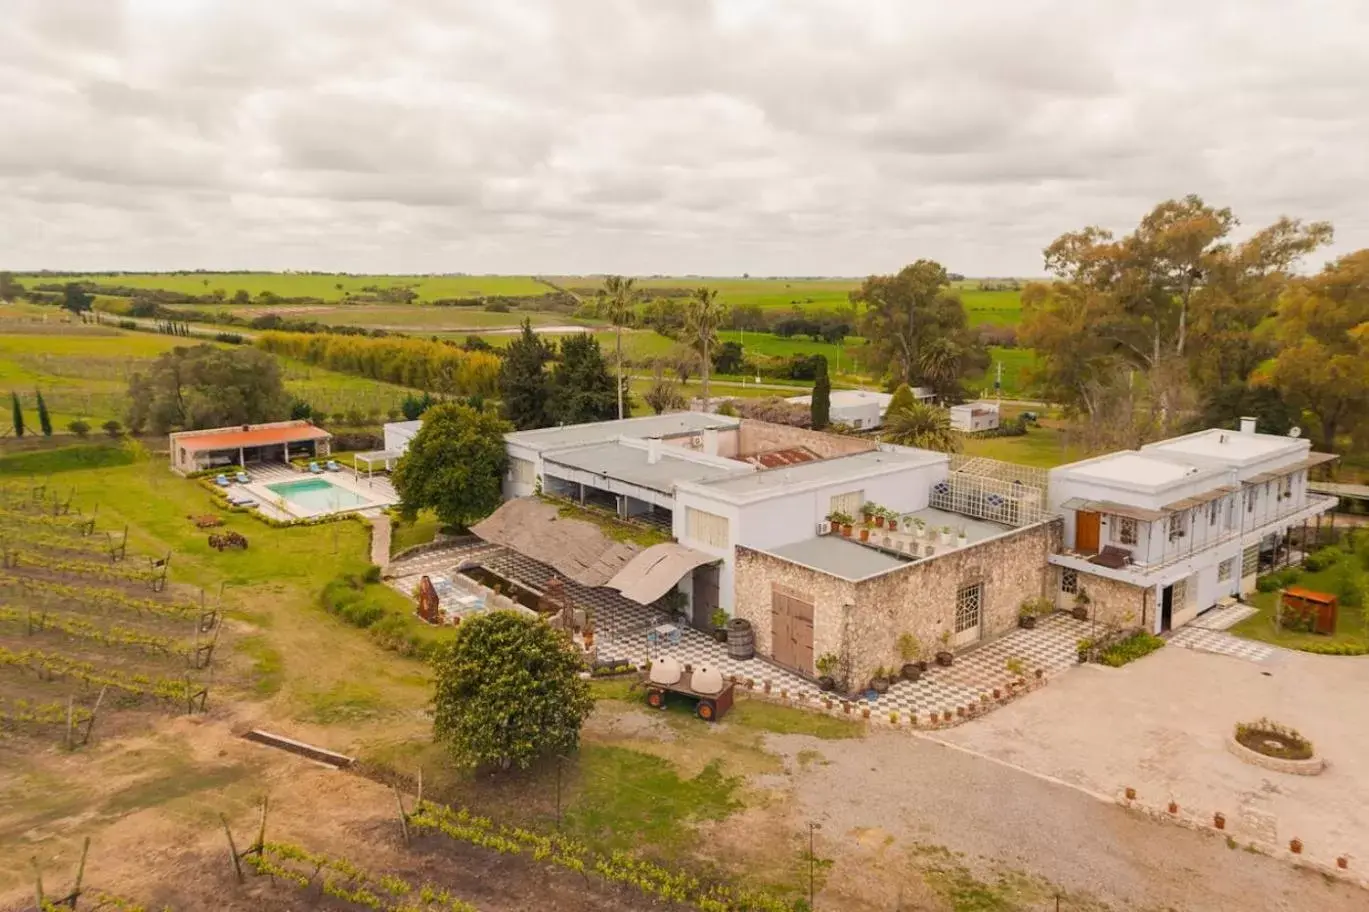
[[18, 273, 552, 302], [960, 424, 1082, 468], [551, 276, 861, 311], [959, 289, 1024, 327], [1231, 562, 1369, 653], [0, 329, 418, 427]]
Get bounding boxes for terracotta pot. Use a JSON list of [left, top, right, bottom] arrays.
[[992, 688, 1001, 699], [901, 663, 922, 682], [818, 675, 836, 692], [1124, 787, 1136, 801], [1290, 838, 1303, 855], [860, 528, 870, 542], [1019, 615, 1037, 630], [861, 707, 870, 719], [942, 710, 953, 722], [843, 702, 852, 714], [1337, 856, 1348, 870], [887, 520, 898, 532], [1168, 801, 1179, 815], [874, 515, 885, 527], [841, 524, 853, 537], [935, 651, 954, 667], [1214, 813, 1226, 830]]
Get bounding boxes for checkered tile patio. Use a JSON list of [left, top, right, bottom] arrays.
[[1189, 601, 1258, 631], [385, 541, 1098, 722], [1168, 626, 1278, 664]]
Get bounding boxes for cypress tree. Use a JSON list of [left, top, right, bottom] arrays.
[[35, 390, 52, 436], [498, 319, 555, 430], [811, 356, 831, 429], [10, 392, 24, 438]]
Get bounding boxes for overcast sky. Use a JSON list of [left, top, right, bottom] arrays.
[[3, 0, 1366, 277]]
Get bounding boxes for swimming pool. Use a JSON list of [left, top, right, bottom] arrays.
[[266, 478, 374, 514]]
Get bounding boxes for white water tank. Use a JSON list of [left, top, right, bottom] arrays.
[[691, 665, 723, 695], [648, 656, 682, 687]]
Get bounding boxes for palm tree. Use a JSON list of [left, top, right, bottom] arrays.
[[918, 336, 963, 399], [600, 276, 638, 419], [685, 287, 726, 412], [883, 402, 959, 453]]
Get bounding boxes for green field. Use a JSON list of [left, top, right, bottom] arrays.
[[553, 276, 862, 311], [171, 302, 583, 331], [17, 272, 552, 303], [0, 329, 418, 429]]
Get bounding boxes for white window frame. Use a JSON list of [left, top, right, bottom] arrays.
[[1242, 544, 1259, 577], [685, 507, 730, 549], [1060, 568, 1078, 595], [829, 490, 863, 518]]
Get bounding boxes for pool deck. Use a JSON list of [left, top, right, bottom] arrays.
[[235, 463, 400, 520]]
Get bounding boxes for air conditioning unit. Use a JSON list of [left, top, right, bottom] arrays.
[[816, 521, 831, 536]]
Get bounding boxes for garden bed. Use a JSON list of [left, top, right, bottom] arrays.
[[1227, 719, 1325, 775]]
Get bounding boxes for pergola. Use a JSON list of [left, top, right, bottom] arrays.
[[353, 450, 403, 485]]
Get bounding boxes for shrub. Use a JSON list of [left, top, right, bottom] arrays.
[[1302, 546, 1344, 573], [320, 575, 384, 628], [1097, 632, 1165, 667], [101, 419, 123, 438], [118, 319, 138, 330], [484, 301, 511, 313], [362, 563, 382, 583], [214, 331, 245, 344], [66, 419, 91, 438], [1255, 567, 1303, 592]]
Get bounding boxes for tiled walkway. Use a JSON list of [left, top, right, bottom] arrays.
[[1190, 601, 1258, 630], [386, 541, 1095, 721], [1168, 626, 1278, 664]]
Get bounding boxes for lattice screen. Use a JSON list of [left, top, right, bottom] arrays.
[[928, 455, 1052, 527]]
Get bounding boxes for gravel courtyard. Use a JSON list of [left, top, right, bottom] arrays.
[[936, 641, 1369, 870]]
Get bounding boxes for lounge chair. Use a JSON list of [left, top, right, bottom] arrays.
[[308, 461, 322, 474], [236, 471, 250, 484], [226, 491, 256, 506], [215, 474, 230, 487], [325, 459, 340, 472]]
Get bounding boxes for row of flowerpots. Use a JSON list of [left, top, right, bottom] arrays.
[[824, 507, 968, 547]]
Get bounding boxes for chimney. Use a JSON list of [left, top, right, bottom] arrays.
[[1239, 416, 1257, 436], [703, 428, 719, 457], [647, 438, 661, 464]]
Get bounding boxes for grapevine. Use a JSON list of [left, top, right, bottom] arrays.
[[0, 573, 197, 620], [0, 695, 93, 728], [0, 645, 196, 704], [245, 842, 479, 912], [0, 605, 187, 656], [3, 553, 149, 583]]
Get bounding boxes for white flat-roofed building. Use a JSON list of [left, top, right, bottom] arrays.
[[1047, 417, 1336, 633], [783, 388, 934, 430]]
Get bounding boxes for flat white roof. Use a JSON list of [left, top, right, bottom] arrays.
[[785, 388, 932, 407], [1067, 452, 1204, 487], [683, 446, 946, 503], [1141, 428, 1304, 465], [542, 440, 752, 493], [505, 412, 739, 453]]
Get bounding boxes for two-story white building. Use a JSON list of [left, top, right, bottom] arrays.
[[1047, 418, 1337, 633]]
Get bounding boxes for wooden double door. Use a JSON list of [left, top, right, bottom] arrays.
[[770, 587, 814, 674]]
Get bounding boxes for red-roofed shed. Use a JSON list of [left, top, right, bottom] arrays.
[[169, 421, 331, 474]]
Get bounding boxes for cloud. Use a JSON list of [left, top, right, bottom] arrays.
[[1, 0, 1366, 276]]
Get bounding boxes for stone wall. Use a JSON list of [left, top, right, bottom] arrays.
[[733, 545, 856, 674], [842, 519, 1061, 688], [733, 519, 1062, 689], [1070, 570, 1150, 631], [738, 420, 875, 460]]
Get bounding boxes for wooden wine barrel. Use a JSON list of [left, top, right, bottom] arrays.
[[726, 618, 754, 659]]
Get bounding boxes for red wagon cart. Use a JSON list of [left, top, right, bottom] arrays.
[[642, 657, 735, 722]]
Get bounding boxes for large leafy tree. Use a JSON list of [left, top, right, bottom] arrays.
[[392, 402, 510, 528], [1021, 197, 1331, 423], [432, 611, 593, 771], [882, 402, 959, 453], [1260, 250, 1369, 452], [549, 333, 623, 425], [497, 319, 555, 430], [685, 287, 727, 412], [853, 259, 977, 387], [598, 276, 638, 420], [126, 344, 288, 434], [61, 283, 93, 313]]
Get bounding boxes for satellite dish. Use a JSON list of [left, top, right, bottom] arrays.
[[1288, 427, 1302, 439]]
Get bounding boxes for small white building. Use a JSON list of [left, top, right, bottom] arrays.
[[383, 420, 423, 455], [783, 388, 934, 430], [1047, 418, 1336, 634], [949, 402, 1000, 433]]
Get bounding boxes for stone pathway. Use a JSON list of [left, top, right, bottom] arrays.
[[1190, 600, 1258, 630], [1168, 626, 1278, 664], [366, 511, 392, 570]]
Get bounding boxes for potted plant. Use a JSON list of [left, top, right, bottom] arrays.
[[1005, 656, 1025, 681], [935, 630, 954, 667], [1018, 599, 1039, 630], [860, 502, 878, 526], [912, 517, 926, 538], [1072, 587, 1091, 621], [940, 525, 955, 545], [827, 511, 853, 537], [897, 632, 923, 680], [859, 524, 871, 542], [710, 608, 729, 643], [956, 527, 968, 548], [870, 666, 892, 694], [886, 510, 899, 532], [815, 653, 839, 692]]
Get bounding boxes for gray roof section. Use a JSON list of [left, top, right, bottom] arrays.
[[769, 537, 909, 580], [543, 441, 752, 493], [901, 507, 1012, 544], [506, 412, 740, 453], [693, 447, 946, 501]]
